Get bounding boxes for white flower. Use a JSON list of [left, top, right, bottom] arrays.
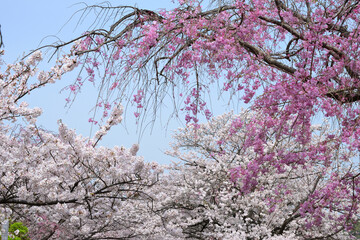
[[26, 50, 42, 66], [81, 225, 91, 234], [130, 144, 139, 156], [61, 57, 78, 72], [37, 70, 48, 83], [70, 216, 80, 224]]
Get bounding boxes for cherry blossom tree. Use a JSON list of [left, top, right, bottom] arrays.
[[2, 0, 360, 239], [0, 50, 166, 239], [156, 112, 356, 239], [51, 0, 360, 123], [46, 0, 359, 236], [0, 48, 358, 239]]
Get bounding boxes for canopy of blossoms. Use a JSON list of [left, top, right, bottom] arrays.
[[1, 0, 360, 239]]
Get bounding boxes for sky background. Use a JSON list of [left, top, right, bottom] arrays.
[[1, 0, 236, 164]]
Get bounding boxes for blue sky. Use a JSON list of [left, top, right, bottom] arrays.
[[1, 0, 235, 164]]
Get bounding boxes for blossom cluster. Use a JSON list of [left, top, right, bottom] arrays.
[[1, 0, 360, 238], [0, 51, 165, 239]]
